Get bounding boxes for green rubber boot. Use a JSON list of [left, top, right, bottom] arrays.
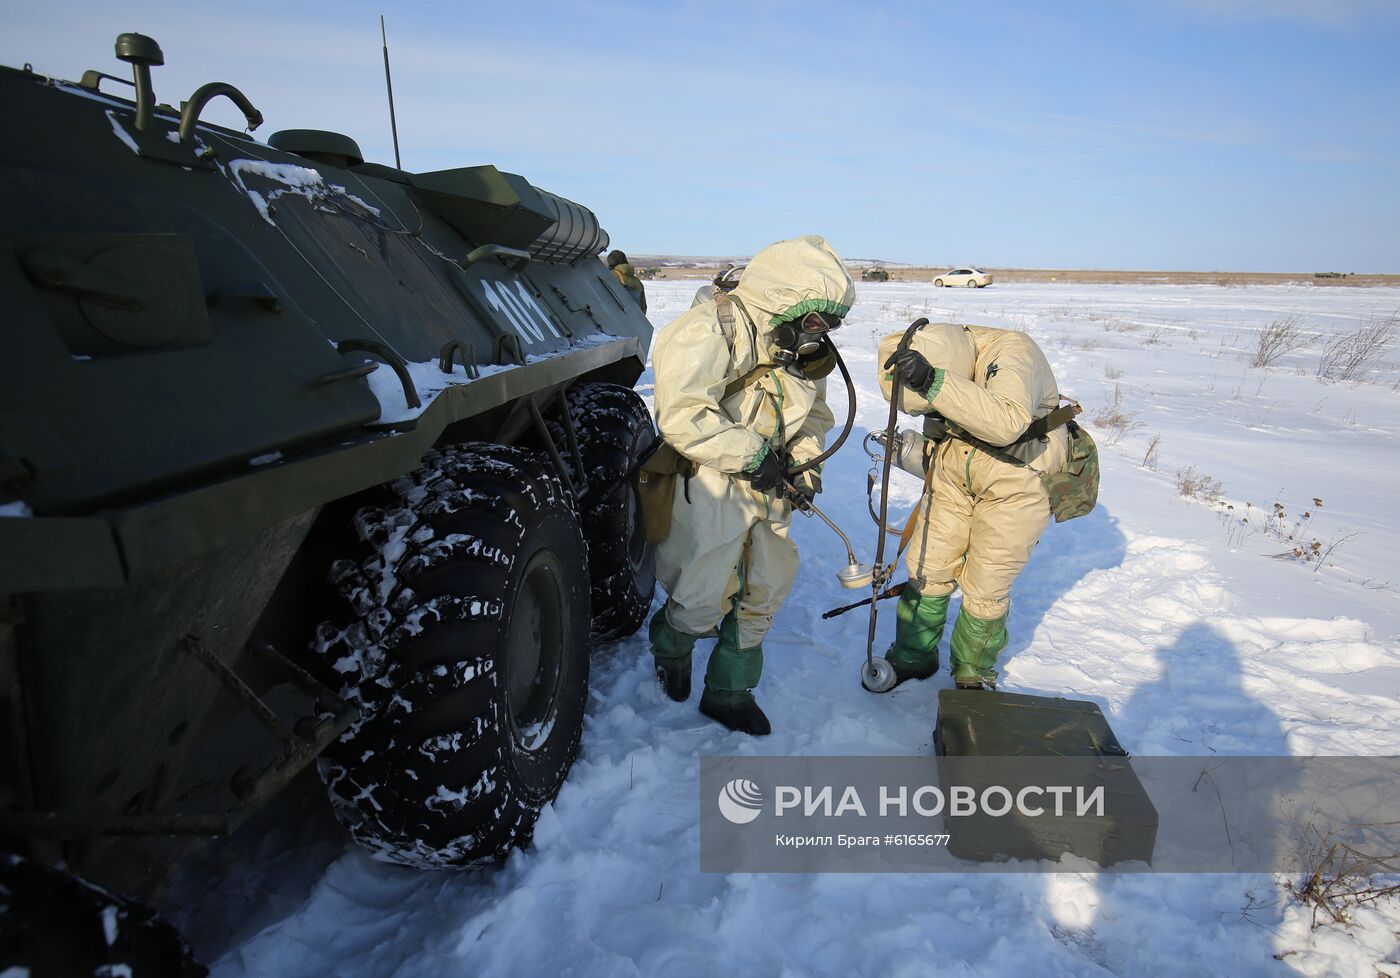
[[885, 588, 949, 683], [649, 607, 699, 702], [703, 610, 764, 705], [948, 608, 1009, 690], [700, 611, 770, 735]]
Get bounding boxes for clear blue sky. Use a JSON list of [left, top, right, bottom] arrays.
[[5, 1, 1398, 270]]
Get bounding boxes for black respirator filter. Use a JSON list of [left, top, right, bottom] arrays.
[[771, 310, 842, 362]]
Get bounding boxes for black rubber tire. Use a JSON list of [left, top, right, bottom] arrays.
[[935, 279, 944, 287], [313, 443, 590, 868], [0, 853, 206, 978], [966, 279, 978, 288], [548, 383, 657, 640]]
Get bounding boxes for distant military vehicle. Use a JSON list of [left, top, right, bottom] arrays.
[[862, 266, 890, 282], [0, 33, 655, 973]]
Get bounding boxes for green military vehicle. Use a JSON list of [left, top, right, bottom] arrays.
[[0, 33, 656, 973], [861, 266, 890, 283]]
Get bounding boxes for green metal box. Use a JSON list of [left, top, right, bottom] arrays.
[[934, 689, 1158, 867]]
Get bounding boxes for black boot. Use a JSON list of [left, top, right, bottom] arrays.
[[655, 661, 691, 702], [891, 657, 939, 688], [699, 690, 771, 736]]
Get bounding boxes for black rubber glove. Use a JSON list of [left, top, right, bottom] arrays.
[[785, 471, 822, 510], [884, 348, 936, 398], [746, 449, 785, 492]]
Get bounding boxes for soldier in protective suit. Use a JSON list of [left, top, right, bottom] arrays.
[[878, 323, 1070, 690], [648, 236, 854, 735]]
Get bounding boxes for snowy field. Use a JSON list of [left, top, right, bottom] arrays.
[[192, 280, 1400, 977]]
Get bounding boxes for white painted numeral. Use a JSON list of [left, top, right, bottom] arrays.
[[480, 279, 562, 345]]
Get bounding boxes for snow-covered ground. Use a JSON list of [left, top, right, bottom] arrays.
[[195, 281, 1400, 977]]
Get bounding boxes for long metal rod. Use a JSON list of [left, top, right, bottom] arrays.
[[526, 397, 577, 495], [867, 318, 930, 667], [802, 501, 858, 566], [180, 635, 295, 747], [823, 582, 907, 620], [246, 639, 344, 713], [381, 15, 402, 170]]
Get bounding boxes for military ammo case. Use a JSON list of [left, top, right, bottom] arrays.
[[934, 689, 1158, 867]]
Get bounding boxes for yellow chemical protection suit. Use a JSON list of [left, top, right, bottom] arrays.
[[877, 323, 1068, 688], [649, 236, 854, 704]]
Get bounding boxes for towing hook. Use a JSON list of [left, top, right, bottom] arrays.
[[179, 82, 263, 145]]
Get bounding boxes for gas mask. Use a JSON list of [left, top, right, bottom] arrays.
[[770, 310, 843, 366]]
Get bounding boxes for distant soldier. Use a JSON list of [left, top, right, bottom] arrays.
[[606, 249, 648, 314], [878, 323, 1086, 690]]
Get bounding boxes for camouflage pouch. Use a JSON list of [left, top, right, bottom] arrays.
[[1041, 422, 1099, 523], [636, 442, 694, 543]]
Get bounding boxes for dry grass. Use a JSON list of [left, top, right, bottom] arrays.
[[1141, 433, 1162, 471], [1317, 313, 1399, 383], [1251, 314, 1307, 368], [1090, 384, 1144, 446], [1285, 821, 1400, 928], [1176, 466, 1225, 503]]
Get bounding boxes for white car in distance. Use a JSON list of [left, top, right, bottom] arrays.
[[934, 268, 992, 288]]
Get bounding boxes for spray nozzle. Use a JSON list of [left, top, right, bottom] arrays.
[[796, 498, 874, 589]]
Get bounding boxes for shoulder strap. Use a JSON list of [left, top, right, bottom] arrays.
[[723, 364, 771, 401], [942, 399, 1083, 466], [714, 290, 775, 400], [714, 290, 738, 349], [894, 460, 938, 558], [1020, 400, 1081, 441]]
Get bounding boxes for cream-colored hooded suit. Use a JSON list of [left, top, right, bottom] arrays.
[[652, 236, 853, 653], [878, 323, 1067, 621]]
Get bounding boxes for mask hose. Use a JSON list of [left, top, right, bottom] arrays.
[[785, 336, 856, 477]]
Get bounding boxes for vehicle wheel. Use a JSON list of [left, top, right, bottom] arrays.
[[966, 279, 978, 288], [547, 383, 657, 640], [934, 279, 944, 287], [0, 854, 206, 977], [314, 443, 591, 867]]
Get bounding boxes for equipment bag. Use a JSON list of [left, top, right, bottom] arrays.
[[935, 397, 1098, 524], [636, 442, 695, 544], [1040, 421, 1099, 523]]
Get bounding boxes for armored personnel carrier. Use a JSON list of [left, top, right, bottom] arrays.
[[0, 33, 656, 972]]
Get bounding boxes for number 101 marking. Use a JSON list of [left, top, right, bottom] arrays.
[[481, 279, 563, 345]]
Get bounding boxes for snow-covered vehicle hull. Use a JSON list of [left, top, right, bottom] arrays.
[[0, 33, 656, 966]]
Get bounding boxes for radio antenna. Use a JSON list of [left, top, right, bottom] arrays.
[[380, 15, 402, 169]]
